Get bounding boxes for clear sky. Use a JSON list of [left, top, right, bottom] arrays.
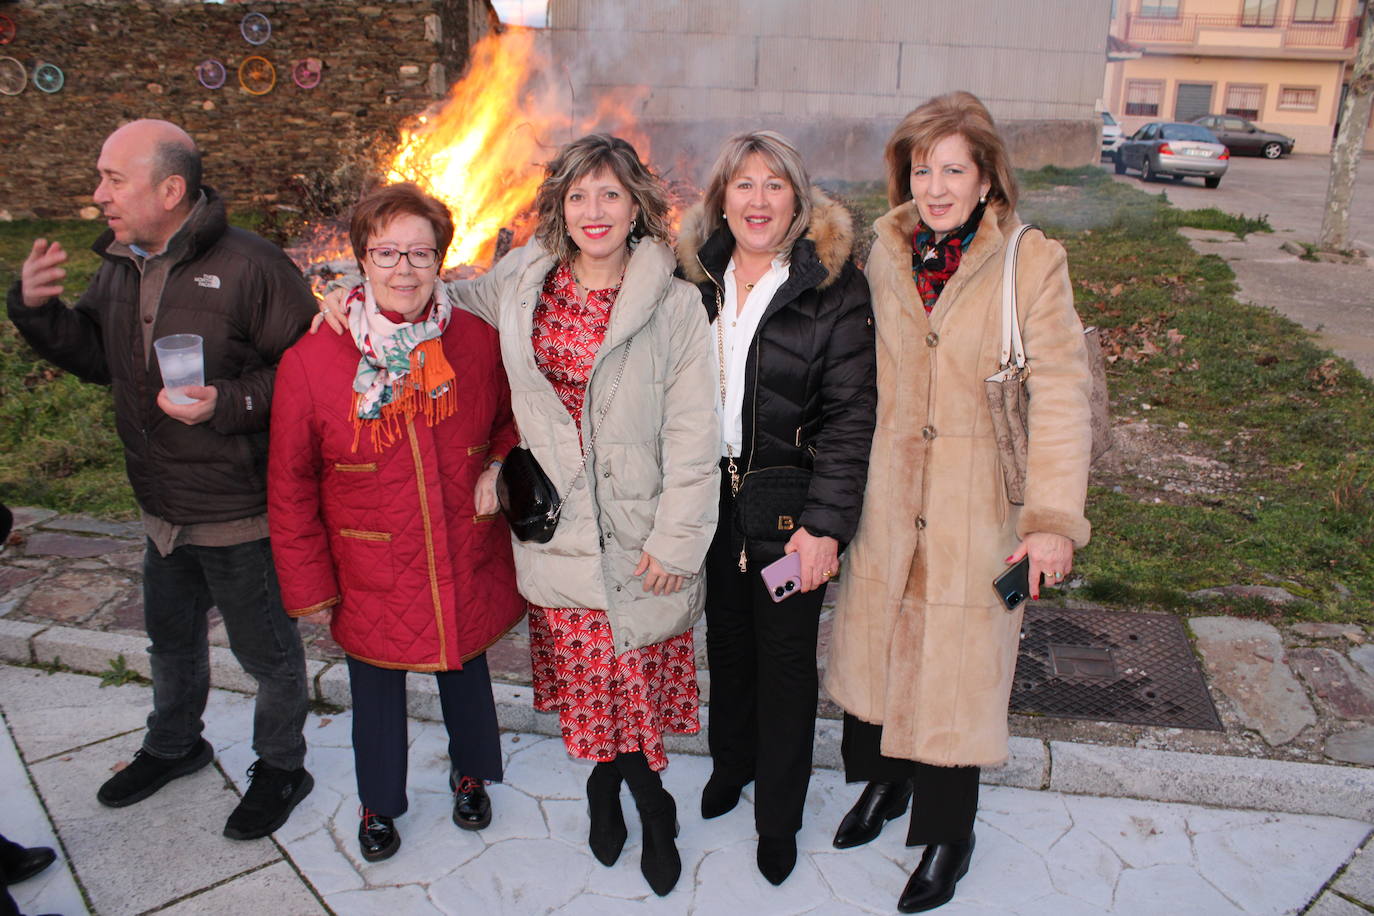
[[490, 0, 548, 27]]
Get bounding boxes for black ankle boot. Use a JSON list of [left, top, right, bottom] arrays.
[[897, 833, 975, 913], [586, 762, 627, 867], [833, 778, 914, 849], [630, 783, 681, 896], [700, 771, 750, 819], [757, 833, 797, 885]]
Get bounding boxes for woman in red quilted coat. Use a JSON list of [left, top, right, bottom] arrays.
[[268, 183, 524, 863]]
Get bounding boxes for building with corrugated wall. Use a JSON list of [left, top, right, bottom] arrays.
[[536, 0, 1112, 179]]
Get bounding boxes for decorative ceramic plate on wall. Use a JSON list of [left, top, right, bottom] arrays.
[[196, 58, 226, 90], [240, 12, 271, 45], [32, 61, 62, 93], [292, 57, 321, 89], [238, 55, 275, 95], [0, 15, 16, 46], [0, 56, 25, 95]]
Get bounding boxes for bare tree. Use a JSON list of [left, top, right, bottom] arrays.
[[1320, 3, 1374, 252]]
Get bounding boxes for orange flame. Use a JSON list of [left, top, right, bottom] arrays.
[[386, 29, 654, 268]]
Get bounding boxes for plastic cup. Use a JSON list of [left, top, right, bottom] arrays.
[[153, 334, 205, 405]]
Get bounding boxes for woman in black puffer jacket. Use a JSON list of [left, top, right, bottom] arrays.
[[676, 129, 877, 886]]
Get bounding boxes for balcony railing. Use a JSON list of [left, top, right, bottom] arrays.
[[1124, 13, 1357, 50]]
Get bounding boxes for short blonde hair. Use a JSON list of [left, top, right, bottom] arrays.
[[700, 130, 813, 257], [533, 134, 671, 265], [884, 91, 1019, 214]]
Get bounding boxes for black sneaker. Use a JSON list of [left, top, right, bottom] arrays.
[[222, 760, 314, 840], [96, 738, 214, 808]]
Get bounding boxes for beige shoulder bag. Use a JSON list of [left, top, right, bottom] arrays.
[[984, 224, 1113, 505]]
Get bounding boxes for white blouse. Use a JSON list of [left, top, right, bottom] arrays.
[[712, 256, 790, 457]]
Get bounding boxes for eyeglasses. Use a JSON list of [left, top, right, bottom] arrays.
[[367, 247, 439, 269]]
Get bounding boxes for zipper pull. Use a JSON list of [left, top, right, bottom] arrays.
[[727, 456, 740, 497], [738, 544, 748, 572]]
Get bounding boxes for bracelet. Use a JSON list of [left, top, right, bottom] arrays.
[[485, 458, 504, 471]]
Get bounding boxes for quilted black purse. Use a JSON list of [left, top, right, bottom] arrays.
[[734, 465, 811, 542], [495, 446, 561, 543]]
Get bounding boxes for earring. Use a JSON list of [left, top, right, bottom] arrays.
[[630, 218, 637, 232], [979, 194, 988, 204]]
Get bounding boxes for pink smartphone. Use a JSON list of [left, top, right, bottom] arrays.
[[760, 552, 803, 603]]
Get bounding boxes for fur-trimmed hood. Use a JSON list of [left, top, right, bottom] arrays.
[[676, 186, 855, 291]]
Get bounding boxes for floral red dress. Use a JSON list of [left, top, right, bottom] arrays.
[[526, 261, 700, 771]]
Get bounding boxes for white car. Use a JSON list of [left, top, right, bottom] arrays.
[[1101, 111, 1123, 157]]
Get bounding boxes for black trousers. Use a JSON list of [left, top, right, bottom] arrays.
[[841, 713, 979, 845], [0, 833, 22, 916], [347, 654, 503, 817], [704, 460, 827, 837]]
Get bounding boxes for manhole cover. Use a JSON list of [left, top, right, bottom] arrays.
[[1011, 606, 1222, 730]]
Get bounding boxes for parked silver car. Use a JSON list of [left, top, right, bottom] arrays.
[[1114, 121, 1230, 188], [1101, 110, 1123, 157]]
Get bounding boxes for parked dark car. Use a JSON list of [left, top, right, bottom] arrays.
[[1192, 115, 1294, 159], [1114, 121, 1229, 188]]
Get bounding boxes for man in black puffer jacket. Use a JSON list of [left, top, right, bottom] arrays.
[[8, 119, 316, 841]]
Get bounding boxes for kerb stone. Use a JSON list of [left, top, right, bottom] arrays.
[[1049, 741, 1374, 820], [32, 626, 151, 678], [0, 619, 46, 663], [1190, 616, 1316, 745]]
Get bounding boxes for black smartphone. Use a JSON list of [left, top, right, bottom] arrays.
[[993, 556, 1031, 612]]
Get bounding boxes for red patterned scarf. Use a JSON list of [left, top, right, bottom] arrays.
[[911, 200, 986, 312]]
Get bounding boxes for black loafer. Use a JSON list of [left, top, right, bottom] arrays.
[[451, 772, 492, 830], [898, 834, 975, 913], [833, 778, 914, 849], [358, 809, 400, 862], [2, 844, 56, 884]]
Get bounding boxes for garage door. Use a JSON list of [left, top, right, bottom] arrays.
[[1175, 83, 1213, 123]]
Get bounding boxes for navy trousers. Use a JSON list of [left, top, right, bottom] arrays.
[[347, 654, 503, 817]]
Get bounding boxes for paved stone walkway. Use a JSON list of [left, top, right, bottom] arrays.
[[4, 663, 1372, 916]]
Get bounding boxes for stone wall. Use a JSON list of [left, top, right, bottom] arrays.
[[0, 0, 497, 219]]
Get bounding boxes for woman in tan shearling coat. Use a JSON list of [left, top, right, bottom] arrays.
[[825, 92, 1093, 913]]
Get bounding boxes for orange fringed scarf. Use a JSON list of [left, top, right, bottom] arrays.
[[350, 336, 457, 452], [344, 282, 458, 453]]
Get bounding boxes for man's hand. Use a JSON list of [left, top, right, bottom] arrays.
[[309, 288, 349, 335], [20, 238, 69, 308], [157, 384, 218, 425]]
